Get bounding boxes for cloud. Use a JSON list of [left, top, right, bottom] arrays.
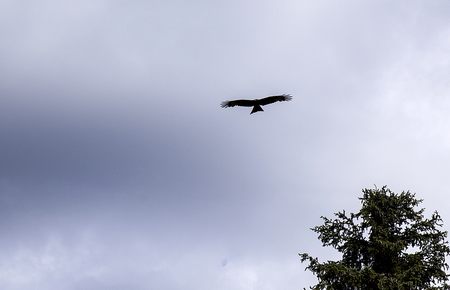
[[1, 1, 450, 289]]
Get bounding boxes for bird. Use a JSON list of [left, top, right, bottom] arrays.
[[221, 94, 292, 114]]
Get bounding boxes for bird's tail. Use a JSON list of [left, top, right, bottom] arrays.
[[250, 104, 264, 114]]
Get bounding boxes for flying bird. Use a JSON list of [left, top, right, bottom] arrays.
[[221, 94, 292, 114]]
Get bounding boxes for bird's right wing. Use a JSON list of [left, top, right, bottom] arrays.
[[258, 94, 293, 106], [221, 99, 255, 108]]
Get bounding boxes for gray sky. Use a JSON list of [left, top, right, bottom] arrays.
[[1, 1, 450, 289]]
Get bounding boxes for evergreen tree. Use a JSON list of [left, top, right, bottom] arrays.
[[300, 186, 450, 290]]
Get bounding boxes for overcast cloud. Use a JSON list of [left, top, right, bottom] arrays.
[[1, 1, 450, 289]]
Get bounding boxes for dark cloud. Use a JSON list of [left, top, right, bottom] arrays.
[[1, 1, 450, 289]]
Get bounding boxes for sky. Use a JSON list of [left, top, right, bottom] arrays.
[[1, 1, 450, 289]]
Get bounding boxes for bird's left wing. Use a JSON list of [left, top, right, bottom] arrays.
[[221, 99, 255, 108]]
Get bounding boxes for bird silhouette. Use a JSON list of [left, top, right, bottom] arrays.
[[221, 94, 292, 114]]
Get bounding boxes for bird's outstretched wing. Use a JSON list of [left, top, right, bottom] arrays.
[[221, 99, 256, 108], [258, 94, 292, 106]]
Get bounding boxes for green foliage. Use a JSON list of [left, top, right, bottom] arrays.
[[300, 186, 450, 290]]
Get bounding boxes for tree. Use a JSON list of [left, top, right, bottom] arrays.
[[300, 186, 450, 290]]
